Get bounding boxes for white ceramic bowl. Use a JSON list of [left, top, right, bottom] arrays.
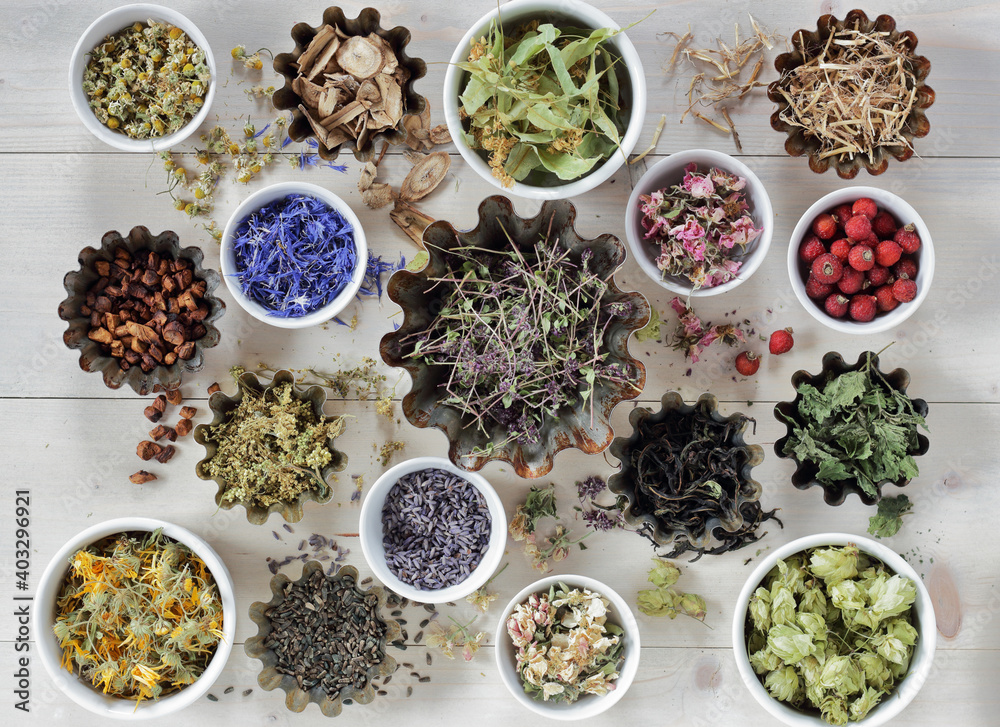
[[495, 574, 641, 720], [732, 533, 936, 727], [68, 4, 217, 151], [625, 149, 774, 296], [33, 517, 236, 720], [220, 182, 368, 329], [359, 456, 506, 603], [443, 0, 646, 200], [788, 187, 935, 334]]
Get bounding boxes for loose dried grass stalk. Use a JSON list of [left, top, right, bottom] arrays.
[[628, 114, 666, 164], [776, 26, 918, 163], [665, 15, 782, 148]]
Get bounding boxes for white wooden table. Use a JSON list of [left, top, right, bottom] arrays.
[[1, 0, 998, 724]]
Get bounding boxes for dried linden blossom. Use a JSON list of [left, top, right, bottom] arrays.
[[84, 21, 210, 139], [203, 378, 345, 508], [745, 545, 918, 725]]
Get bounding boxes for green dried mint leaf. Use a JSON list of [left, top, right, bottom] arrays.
[[868, 494, 912, 539], [635, 306, 661, 342]]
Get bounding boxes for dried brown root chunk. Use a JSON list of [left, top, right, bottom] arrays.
[[390, 199, 434, 249], [175, 418, 194, 437], [400, 151, 450, 201], [335, 35, 386, 79], [143, 406, 163, 423], [362, 183, 395, 209], [155, 445, 176, 464], [207, 382, 221, 395], [137, 441, 162, 461], [180, 406, 197, 419], [165, 388, 183, 406], [130, 470, 157, 485]]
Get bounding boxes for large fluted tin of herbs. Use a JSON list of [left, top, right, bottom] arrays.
[[245, 562, 401, 717], [380, 195, 649, 478], [774, 351, 929, 506], [194, 369, 348, 524], [608, 392, 778, 560]]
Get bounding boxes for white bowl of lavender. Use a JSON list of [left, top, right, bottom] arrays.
[[220, 182, 367, 329], [358, 456, 506, 603], [625, 149, 773, 297]]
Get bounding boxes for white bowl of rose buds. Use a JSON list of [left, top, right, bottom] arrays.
[[733, 533, 935, 727]]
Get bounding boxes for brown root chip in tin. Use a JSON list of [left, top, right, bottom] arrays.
[[389, 200, 434, 249]]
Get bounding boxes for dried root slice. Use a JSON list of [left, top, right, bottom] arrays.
[[400, 151, 451, 202], [362, 183, 395, 209], [390, 199, 434, 248], [402, 104, 433, 150], [297, 25, 337, 76], [335, 35, 385, 79], [428, 124, 452, 145]]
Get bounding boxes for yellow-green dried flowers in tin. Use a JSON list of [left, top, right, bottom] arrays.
[[83, 20, 210, 139]]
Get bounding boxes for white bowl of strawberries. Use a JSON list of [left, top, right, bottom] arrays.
[[788, 187, 934, 334]]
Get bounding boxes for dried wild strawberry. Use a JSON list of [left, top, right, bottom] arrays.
[[838, 267, 866, 295], [892, 278, 918, 302], [811, 253, 843, 284], [769, 329, 794, 355], [849, 294, 878, 322], [872, 210, 898, 239], [799, 235, 827, 264], [894, 225, 921, 254], [805, 275, 835, 300], [824, 293, 850, 318], [735, 351, 760, 376], [852, 198, 879, 220], [875, 285, 900, 312], [875, 240, 902, 267], [867, 265, 892, 287], [848, 245, 875, 272], [844, 214, 872, 242], [829, 239, 852, 262], [812, 213, 838, 240]]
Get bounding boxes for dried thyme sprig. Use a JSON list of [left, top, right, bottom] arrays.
[[203, 377, 346, 508]]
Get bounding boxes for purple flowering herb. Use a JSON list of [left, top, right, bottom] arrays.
[[231, 193, 357, 318], [399, 230, 640, 445], [381, 468, 492, 590], [576, 475, 608, 501]]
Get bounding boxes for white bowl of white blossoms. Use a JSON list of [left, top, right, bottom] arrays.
[[495, 575, 641, 720]]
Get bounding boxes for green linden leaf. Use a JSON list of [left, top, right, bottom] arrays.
[[867, 494, 913, 539]]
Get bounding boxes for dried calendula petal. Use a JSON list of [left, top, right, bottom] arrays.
[[400, 151, 450, 201], [335, 35, 385, 79]]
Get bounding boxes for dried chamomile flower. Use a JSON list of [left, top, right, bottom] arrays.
[[84, 20, 210, 139]]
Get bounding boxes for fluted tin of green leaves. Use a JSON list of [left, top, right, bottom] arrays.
[[380, 195, 649, 478], [608, 392, 766, 553], [245, 562, 400, 717], [773, 351, 929, 506], [194, 369, 347, 524]]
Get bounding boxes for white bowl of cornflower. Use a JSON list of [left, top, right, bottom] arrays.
[[625, 149, 773, 297], [495, 575, 641, 720]]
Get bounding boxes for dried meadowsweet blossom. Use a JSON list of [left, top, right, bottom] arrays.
[[426, 618, 488, 661], [292, 24, 410, 150], [775, 25, 921, 164], [83, 21, 211, 139], [509, 485, 589, 572], [506, 584, 625, 703], [202, 378, 346, 508], [745, 545, 919, 725], [53, 529, 224, 702], [664, 15, 782, 151]]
